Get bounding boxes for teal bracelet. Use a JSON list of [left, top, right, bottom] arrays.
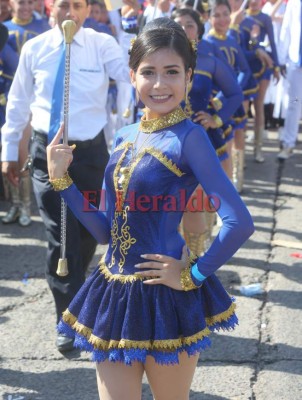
[[191, 263, 206, 285]]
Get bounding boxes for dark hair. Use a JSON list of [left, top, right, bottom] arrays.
[[180, 0, 205, 15], [129, 18, 196, 81], [171, 8, 205, 39], [209, 0, 231, 14]]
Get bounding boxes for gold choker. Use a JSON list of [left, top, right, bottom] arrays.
[[208, 29, 226, 40], [246, 10, 261, 16], [12, 17, 33, 26], [139, 107, 187, 133]]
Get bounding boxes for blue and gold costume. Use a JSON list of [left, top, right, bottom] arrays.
[[0, 16, 50, 126], [57, 108, 254, 365], [228, 22, 259, 101], [0, 42, 18, 127], [184, 39, 243, 160], [206, 29, 251, 133], [241, 10, 279, 81]]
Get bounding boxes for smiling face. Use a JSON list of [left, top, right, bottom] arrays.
[[51, 0, 90, 33], [10, 0, 35, 21], [130, 48, 192, 120], [210, 4, 231, 35], [174, 13, 199, 41]]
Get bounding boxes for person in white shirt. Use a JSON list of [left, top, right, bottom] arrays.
[[1, 0, 136, 351], [277, 0, 302, 159]]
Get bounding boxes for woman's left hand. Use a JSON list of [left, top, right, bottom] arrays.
[[134, 246, 189, 290], [193, 111, 218, 130]]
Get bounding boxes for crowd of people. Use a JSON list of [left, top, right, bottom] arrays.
[[0, 0, 300, 398]]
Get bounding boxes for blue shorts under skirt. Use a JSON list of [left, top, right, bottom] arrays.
[[58, 261, 238, 365]]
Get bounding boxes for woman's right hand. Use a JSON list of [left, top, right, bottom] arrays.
[[46, 124, 75, 180]]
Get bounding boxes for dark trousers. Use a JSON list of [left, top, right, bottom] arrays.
[[30, 131, 109, 322]]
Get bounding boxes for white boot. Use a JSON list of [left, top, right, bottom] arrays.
[[232, 149, 245, 193], [2, 178, 20, 224], [254, 128, 265, 163], [19, 175, 32, 227]]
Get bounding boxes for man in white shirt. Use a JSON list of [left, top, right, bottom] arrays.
[[1, 0, 133, 351], [277, 0, 302, 159]]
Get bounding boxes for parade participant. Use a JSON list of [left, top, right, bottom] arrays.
[[1, 0, 138, 351], [1, 0, 50, 226], [47, 17, 254, 399], [227, 0, 260, 192], [277, 0, 301, 160], [206, 0, 251, 180], [243, 0, 280, 162], [172, 7, 243, 254], [0, 0, 12, 22]]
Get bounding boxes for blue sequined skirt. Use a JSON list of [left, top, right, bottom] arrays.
[[58, 259, 238, 365]]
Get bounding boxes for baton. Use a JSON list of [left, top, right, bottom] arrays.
[[56, 20, 77, 277]]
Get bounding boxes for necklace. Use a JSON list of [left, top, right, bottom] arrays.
[[246, 9, 261, 16], [118, 132, 155, 187], [139, 107, 187, 133], [208, 29, 227, 40]]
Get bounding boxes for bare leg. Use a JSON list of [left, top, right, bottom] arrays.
[[96, 360, 144, 400], [253, 79, 270, 162], [221, 152, 232, 180], [144, 352, 199, 400]]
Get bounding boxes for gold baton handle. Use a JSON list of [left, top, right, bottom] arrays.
[[62, 20, 77, 44], [56, 20, 77, 278]]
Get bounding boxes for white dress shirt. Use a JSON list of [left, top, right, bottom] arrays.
[[278, 0, 301, 65], [1, 25, 131, 161]]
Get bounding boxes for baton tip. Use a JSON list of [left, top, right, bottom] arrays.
[[56, 258, 69, 276]]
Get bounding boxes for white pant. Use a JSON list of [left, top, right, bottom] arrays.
[[280, 64, 302, 148]]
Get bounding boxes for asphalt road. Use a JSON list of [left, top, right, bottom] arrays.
[[1, 127, 302, 400]]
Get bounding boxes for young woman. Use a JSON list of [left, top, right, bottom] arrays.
[[47, 18, 254, 400], [242, 0, 280, 162], [206, 0, 251, 180]]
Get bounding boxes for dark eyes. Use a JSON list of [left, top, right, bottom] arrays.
[[140, 69, 179, 76]]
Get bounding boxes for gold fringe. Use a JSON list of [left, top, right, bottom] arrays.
[[62, 301, 236, 352], [216, 143, 227, 157], [99, 261, 153, 283]]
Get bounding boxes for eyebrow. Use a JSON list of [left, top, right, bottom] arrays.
[[141, 65, 181, 69]]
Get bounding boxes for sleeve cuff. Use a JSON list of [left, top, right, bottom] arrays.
[[190, 263, 207, 286]]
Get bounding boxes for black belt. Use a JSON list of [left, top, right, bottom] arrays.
[[32, 130, 104, 149]]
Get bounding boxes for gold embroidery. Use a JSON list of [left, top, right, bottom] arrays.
[[108, 206, 136, 272], [139, 107, 187, 133], [113, 146, 185, 209], [113, 141, 131, 153], [62, 301, 236, 351], [145, 148, 185, 177], [194, 70, 213, 79]]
